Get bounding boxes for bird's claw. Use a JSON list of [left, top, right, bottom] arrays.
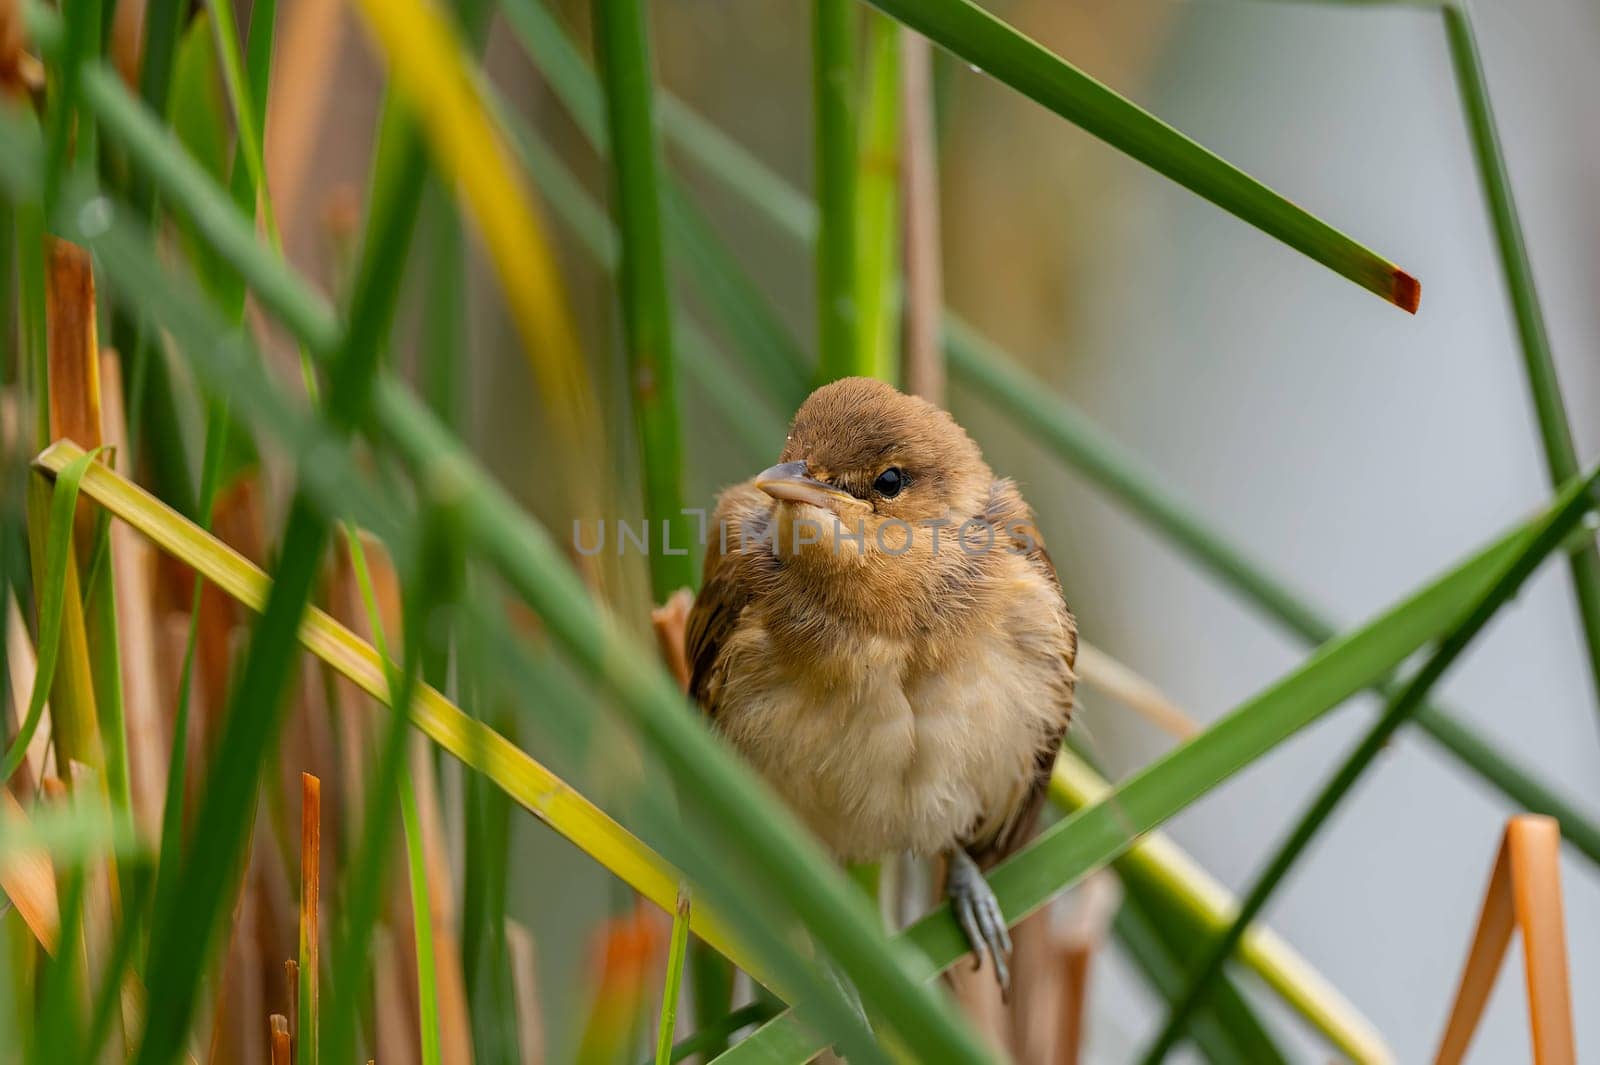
[[948, 850, 1012, 996]]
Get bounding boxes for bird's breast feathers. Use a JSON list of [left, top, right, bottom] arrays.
[[710, 570, 1072, 862]]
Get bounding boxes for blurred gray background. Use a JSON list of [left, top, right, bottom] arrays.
[[952, 2, 1600, 1061]]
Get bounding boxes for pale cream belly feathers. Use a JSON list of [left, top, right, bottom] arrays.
[[712, 581, 1069, 863]]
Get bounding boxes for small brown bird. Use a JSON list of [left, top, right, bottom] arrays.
[[687, 377, 1077, 990]]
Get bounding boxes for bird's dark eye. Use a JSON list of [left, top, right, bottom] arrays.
[[873, 467, 905, 498]]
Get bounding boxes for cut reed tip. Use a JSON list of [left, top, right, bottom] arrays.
[[269, 1014, 290, 1065], [1392, 269, 1421, 314]]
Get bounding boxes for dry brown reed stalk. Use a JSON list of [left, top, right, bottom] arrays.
[[284, 959, 300, 1044], [1051, 871, 1120, 1065], [506, 919, 546, 1065], [45, 238, 103, 579], [1434, 816, 1575, 1065], [1074, 641, 1198, 741], [211, 876, 267, 1065], [946, 957, 1012, 1056], [107, 0, 144, 88], [251, 813, 299, 1003], [650, 589, 695, 694], [1007, 910, 1060, 1064], [270, 1013, 292, 1065], [374, 927, 421, 1065], [578, 902, 669, 1061], [0, 787, 61, 952], [0, 0, 40, 97], [289, 654, 340, 861], [99, 351, 167, 834], [265, 0, 347, 230], [898, 28, 944, 404], [301, 771, 322, 1059], [45, 241, 100, 449], [0, 0, 23, 95]]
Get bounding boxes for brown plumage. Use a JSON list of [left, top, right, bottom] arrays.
[[686, 377, 1077, 989]]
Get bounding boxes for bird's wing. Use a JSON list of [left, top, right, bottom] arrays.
[[686, 481, 776, 720], [966, 479, 1078, 870]]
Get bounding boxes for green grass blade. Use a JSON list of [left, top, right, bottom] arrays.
[[1050, 752, 1393, 1063], [1441, 4, 1600, 716], [860, 0, 1418, 310], [462, 726, 517, 1063], [1141, 460, 1600, 1062], [656, 1003, 780, 1065], [133, 0, 186, 159], [22, 461, 100, 774], [320, 518, 444, 1065], [592, 0, 694, 599], [854, 13, 900, 383], [1, 448, 98, 781], [661, 184, 811, 411], [655, 889, 692, 1065], [74, 61, 342, 349], [9, 121, 50, 454], [43, 0, 101, 199], [660, 94, 818, 243], [420, 185, 468, 432], [711, 480, 1581, 1063], [400, 770, 442, 1065], [812, 0, 859, 380], [484, 80, 785, 459], [1, 194, 14, 382], [495, 0, 806, 426], [1114, 883, 1288, 1065], [81, 514, 131, 822], [200, 0, 269, 229]]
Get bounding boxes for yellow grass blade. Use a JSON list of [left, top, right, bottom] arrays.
[[31, 440, 750, 977], [1049, 750, 1395, 1065], [343, 0, 600, 494]]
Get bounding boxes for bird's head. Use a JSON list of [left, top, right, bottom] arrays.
[[754, 377, 993, 567]]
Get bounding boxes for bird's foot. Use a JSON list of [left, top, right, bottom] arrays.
[[947, 849, 1012, 996]]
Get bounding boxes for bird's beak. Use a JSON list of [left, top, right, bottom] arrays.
[[755, 461, 856, 512]]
